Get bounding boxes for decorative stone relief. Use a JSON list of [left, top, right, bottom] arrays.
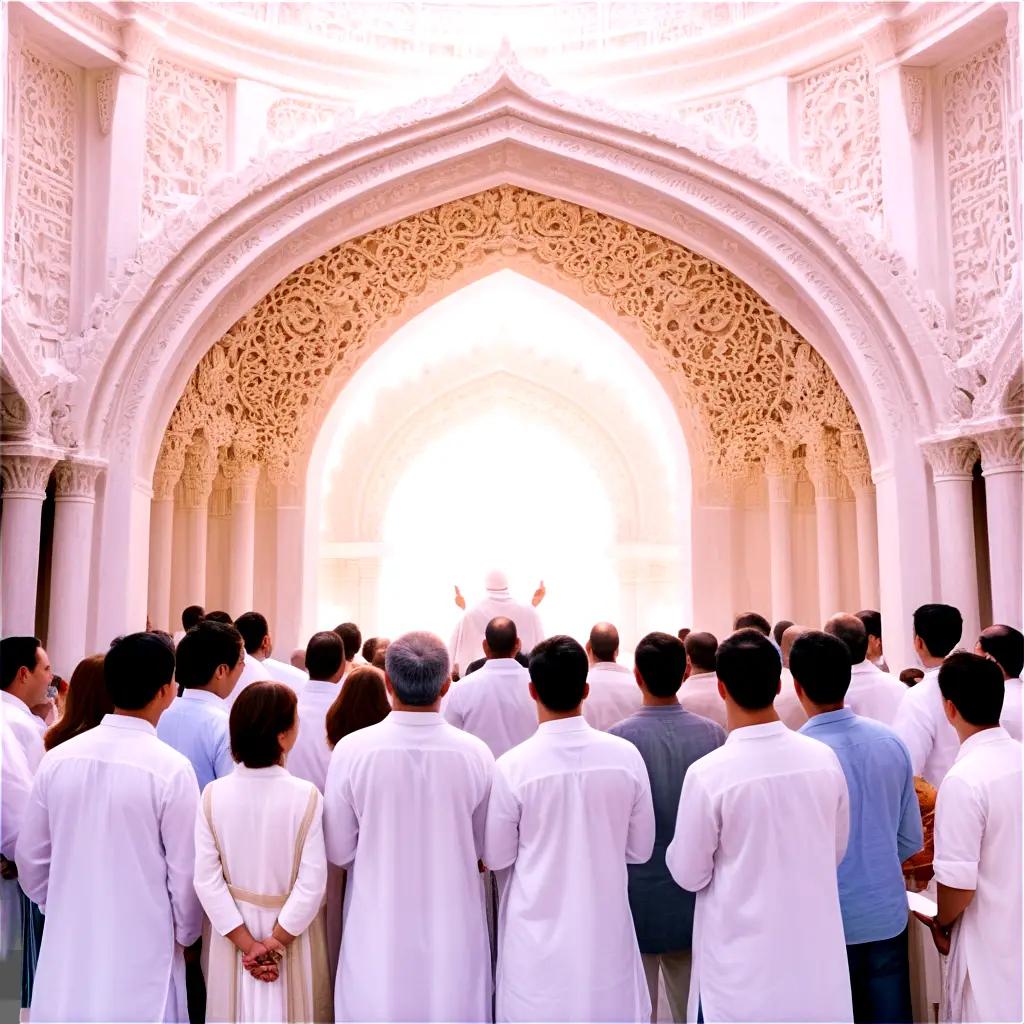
[[142, 57, 228, 237], [839, 429, 873, 491], [900, 68, 926, 136], [53, 460, 102, 499], [4, 47, 76, 338], [96, 71, 117, 135], [804, 430, 845, 499], [922, 437, 979, 480], [976, 426, 1024, 474], [0, 451, 59, 498], [679, 96, 757, 143], [178, 438, 219, 508], [943, 39, 1018, 360], [797, 54, 884, 233], [162, 187, 860, 486], [266, 97, 348, 144]]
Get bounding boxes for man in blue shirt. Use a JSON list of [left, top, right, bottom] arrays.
[[792, 630, 922, 1024], [610, 631, 725, 1022], [157, 620, 243, 791]]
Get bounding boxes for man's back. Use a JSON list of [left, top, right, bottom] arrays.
[[678, 671, 727, 729], [450, 596, 543, 673], [288, 679, 341, 792], [262, 656, 308, 694], [156, 689, 233, 792], [1000, 677, 1022, 741], [442, 657, 536, 757], [893, 667, 959, 785], [846, 661, 906, 725], [583, 661, 642, 731]]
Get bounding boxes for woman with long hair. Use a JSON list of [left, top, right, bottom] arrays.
[[325, 666, 390, 748], [44, 654, 113, 751]]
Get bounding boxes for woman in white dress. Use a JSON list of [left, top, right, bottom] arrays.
[[194, 680, 332, 1023]]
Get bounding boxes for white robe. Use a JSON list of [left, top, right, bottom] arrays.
[[450, 590, 544, 676], [893, 666, 960, 786], [287, 679, 343, 793], [667, 721, 852, 1024], [17, 714, 202, 1023], [225, 651, 272, 710], [324, 711, 494, 1023], [262, 656, 309, 694], [443, 657, 537, 758], [194, 765, 331, 1023], [933, 728, 1022, 1024], [678, 671, 727, 730], [484, 717, 656, 1023], [845, 660, 906, 725], [582, 662, 643, 732], [999, 676, 1022, 741]]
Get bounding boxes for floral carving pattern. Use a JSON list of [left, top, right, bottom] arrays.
[[680, 96, 757, 143], [161, 187, 859, 485], [797, 55, 883, 233], [142, 57, 227, 237], [266, 97, 348, 144]]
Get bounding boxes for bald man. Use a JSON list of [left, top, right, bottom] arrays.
[[583, 622, 642, 731], [826, 613, 906, 725], [776, 624, 809, 730]]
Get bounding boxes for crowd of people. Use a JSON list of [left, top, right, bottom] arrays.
[[0, 586, 1021, 1024]]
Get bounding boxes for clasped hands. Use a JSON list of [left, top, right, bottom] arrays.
[[242, 935, 286, 983]]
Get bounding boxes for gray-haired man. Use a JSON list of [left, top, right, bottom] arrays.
[[323, 631, 495, 1023]]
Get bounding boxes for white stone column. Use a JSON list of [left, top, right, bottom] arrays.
[[273, 474, 306, 657], [841, 431, 881, 609], [224, 454, 261, 616], [691, 476, 740, 639], [923, 438, 981, 643], [148, 436, 188, 633], [0, 450, 58, 636], [765, 447, 798, 623], [806, 435, 843, 626], [977, 426, 1024, 627], [179, 440, 218, 609], [206, 473, 231, 612], [46, 461, 103, 673]]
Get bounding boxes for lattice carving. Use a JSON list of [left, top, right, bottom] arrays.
[[4, 48, 76, 338], [162, 187, 860, 485], [142, 57, 227, 236], [943, 39, 1017, 358], [900, 68, 926, 136], [797, 55, 883, 233], [96, 71, 117, 135], [266, 97, 347, 144], [680, 96, 757, 143]]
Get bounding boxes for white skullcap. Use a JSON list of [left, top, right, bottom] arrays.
[[484, 569, 508, 592]]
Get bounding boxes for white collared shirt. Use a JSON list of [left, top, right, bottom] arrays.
[[224, 650, 272, 710], [893, 666, 959, 785], [157, 688, 233, 792], [678, 670, 727, 729], [1, 689, 46, 771], [845, 660, 906, 725], [777, 667, 809, 730], [583, 661, 642, 731], [262, 656, 308, 694], [1000, 677, 1022, 741], [443, 657, 536, 758], [287, 678, 344, 793]]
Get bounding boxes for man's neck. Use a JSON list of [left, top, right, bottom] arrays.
[[920, 652, 944, 669], [2, 688, 31, 711], [688, 666, 715, 678], [592, 659, 617, 668], [956, 721, 1000, 744], [537, 705, 583, 724], [727, 706, 780, 731], [392, 699, 440, 713], [114, 706, 161, 728], [806, 702, 845, 718], [642, 693, 679, 708]]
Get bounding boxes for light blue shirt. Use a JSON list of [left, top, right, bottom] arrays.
[[157, 689, 234, 793], [800, 708, 922, 944]]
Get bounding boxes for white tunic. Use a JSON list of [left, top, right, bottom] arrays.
[[450, 592, 544, 675], [484, 717, 656, 1023], [933, 728, 1022, 1024], [287, 679, 343, 793], [324, 712, 494, 1023], [443, 657, 537, 757], [262, 656, 309, 694], [667, 721, 852, 1024], [582, 662, 642, 732], [776, 668, 809, 730], [999, 676, 1022, 741], [893, 666, 959, 785], [844, 660, 906, 724], [678, 671, 727, 729], [225, 651, 272, 709], [17, 714, 202, 1023]]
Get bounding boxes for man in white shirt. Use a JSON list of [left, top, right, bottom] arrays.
[[288, 631, 347, 792], [893, 603, 963, 786], [17, 632, 202, 1023], [976, 624, 1022, 741], [443, 616, 536, 758], [678, 631, 726, 729], [172, 604, 205, 647], [856, 609, 890, 672], [325, 632, 494, 1023], [234, 611, 308, 692], [485, 634, 656, 1023], [666, 628, 853, 1023], [333, 621, 363, 667], [223, 613, 272, 709], [582, 622, 641, 731], [777, 623, 810, 730], [825, 613, 905, 724], [914, 652, 1022, 1023]]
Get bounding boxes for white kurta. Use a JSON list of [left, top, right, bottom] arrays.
[[194, 764, 331, 1023], [262, 656, 309, 694], [225, 651, 272, 709], [484, 717, 656, 1023], [678, 671, 727, 730], [933, 727, 1022, 1024], [893, 666, 960, 786], [324, 711, 494, 1023], [582, 662, 643, 732], [17, 714, 202, 1023], [287, 679, 343, 793], [776, 668, 809, 730], [845, 660, 906, 725], [667, 721, 852, 1024], [999, 676, 1022, 741], [450, 591, 544, 675], [443, 657, 537, 757]]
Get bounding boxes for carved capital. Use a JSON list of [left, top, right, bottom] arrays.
[[805, 432, 844, 499], [839, 430, 873, 491], [96, 71, 118, 135], [208, 473, 231, 518], [54, 460, 103, 501], [221, 448, 262, 506], [0, 451, 58, 499], [976, 426, 1024, 477], [153, 432, 190, 501], [179, 440, 218, 509], [900, 68, 926, 136], [923, 437, 979, 481]]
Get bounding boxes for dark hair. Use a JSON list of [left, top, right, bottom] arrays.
[[716, 629, 781, 710], [635, 632, 685, 698], [938, 651, 1004, 726], [371, 645, 389, 670], [45, 654, 112, 750], [588, 622, 619, 662], [175, 621, 243, 688], [823, 614, 869, 665], [855, 609, 881, 640], [772, 620, 794, 646], [734, 612, 771, 636], [230, 681, 297, 768], [913, 604, 962, 658], [899, 667, 924, 687], [978, 625, 1024, 679], [485, 617, 518, 658], [684, 631, 718, 673], [148, 630, 175, 653], [790, 631, 852, 705], [465, 656, 486, 676], [333, 622, 362, 662], [307, 631, 345, 681], [325, 666, 390, 747], [181, 605, 205, 631], [529, 635, 588, 712], [104, 632, 175, 710], [234, 612, 269, 655], [1, 636, 42, 690], [361, 637, 380, 663], [203, 610, 233, 625], [677, 628, 691, 642]]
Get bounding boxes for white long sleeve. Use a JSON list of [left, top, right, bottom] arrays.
[[193, 796, 245, 937], [666, 768, 717, 892], [277, 794, 328, 936], [162, 766, 203, 947]]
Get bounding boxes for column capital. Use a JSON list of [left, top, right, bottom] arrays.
[[154, 432, 191, 501], [179, 440, 219, 509], [922, 436, 979, 481], [222, 448, 262, 506], [208, 473, 231, 519], [976, 426, 1024, 477], [805, 433, 844, 499], [839, 430, 874, 493], [54, 459, 104, 501], [0, 448, 59, 499]]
